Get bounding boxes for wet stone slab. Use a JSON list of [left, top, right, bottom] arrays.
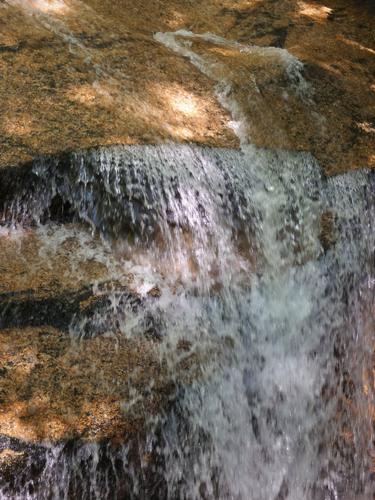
[[0, 0, 374, 173]]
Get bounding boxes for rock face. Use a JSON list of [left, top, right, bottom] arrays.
[[0, 220, 204, 496], [0, 1, 374, 496], [0, 225, 146, 441], [0, 0, 238, 168], [0, 0, 374, 173], [0, 222, 203, 498], [0, 222, 200, 442], [0, 326, 166, 443]]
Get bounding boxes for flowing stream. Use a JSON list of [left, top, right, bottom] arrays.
[[1, 143, 374, 499], [0, 5, 374, 497]]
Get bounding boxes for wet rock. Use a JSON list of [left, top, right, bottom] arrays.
[[0, 2, 373, 495], [320, 210, 337, 252], [0, 219, 209, 493], [0, 0, 374, 173], [0, 448, 28, 484], [0, 326, 172, 443], [0, 223, 127, 296], [0, 433, 168, 498], [147, 286, 161, 298], [230, 0, 375, 174], [0, 0, 237, 169], [0, 145, 262, 259], [0, 318, 209, 497], [0, 288, 93, 331], [155, 20, 374, 174], [0, 285, 143, 335]]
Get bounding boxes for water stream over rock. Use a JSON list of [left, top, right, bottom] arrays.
[[0, 143, 374, 499], [0, 0, 374, 497]]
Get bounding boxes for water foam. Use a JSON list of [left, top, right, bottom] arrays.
[[1, 144, 373, 498]]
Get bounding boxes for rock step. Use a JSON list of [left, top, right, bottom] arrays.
[[0, 223, 202, 458]]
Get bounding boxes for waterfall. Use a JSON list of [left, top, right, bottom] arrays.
[[0, 143, 373, 499]]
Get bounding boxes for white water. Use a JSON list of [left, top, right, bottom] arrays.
[[0, 8, 373, 497], [1, 143, 374, 499], [154, 30, 311, 144]]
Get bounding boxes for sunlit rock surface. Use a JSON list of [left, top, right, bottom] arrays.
[[0, 0, 374, 173], [0, 326, 166, 442], [0, 222, 200, 444], [0, 1, 374, 497]]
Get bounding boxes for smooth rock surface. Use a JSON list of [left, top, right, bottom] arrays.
[[0, 0, 374, 173]]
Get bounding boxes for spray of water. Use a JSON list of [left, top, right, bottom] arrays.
[[0, 143, 373, 499], [0, 7, 373, 496]]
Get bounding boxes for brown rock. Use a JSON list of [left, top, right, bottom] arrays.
[[0, 222, 213, 445], [0, 0, 374, 173], [0, 0, 238, 170], [0, 449, 27, 483], [0, 326, 172, 443]]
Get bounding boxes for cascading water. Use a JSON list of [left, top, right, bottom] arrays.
[[1, 0, 373, 496], [0, 143, 373, 499]]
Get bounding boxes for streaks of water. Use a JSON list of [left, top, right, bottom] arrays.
[[1, 144, 373, 498]]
